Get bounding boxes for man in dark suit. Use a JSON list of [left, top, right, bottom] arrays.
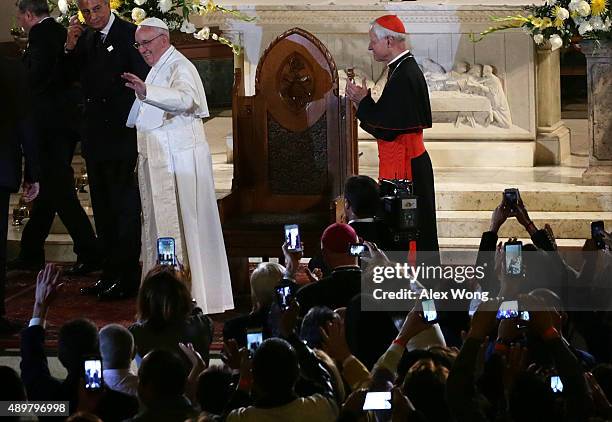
[[296, 223, 362, 316], [0, 56, 40, 335], [10, 0, 99, 275], [65, 0, 149, 299]]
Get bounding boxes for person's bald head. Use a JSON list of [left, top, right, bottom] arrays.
[[135, 24, 170, 66]]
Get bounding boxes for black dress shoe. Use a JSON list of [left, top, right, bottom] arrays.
[[80, 279, 114, 296], [0, 317, 24, 337], [98, 282, 138, 301], [6, 258, 44, 272], [64, 261, 101, 276]]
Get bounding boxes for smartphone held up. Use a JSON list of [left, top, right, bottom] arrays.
[[157, 237, 176, 266]]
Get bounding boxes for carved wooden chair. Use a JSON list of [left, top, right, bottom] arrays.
[[218, 28, 357, 288]]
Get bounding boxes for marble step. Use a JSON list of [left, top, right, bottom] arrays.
[[10, 187, 611, 214], [436, 210, 612, 239], [10, 183, 612, 212], [435, 188, 612, 212]]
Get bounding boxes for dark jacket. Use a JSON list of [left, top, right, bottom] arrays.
[[23, 17, 78, 131], [65, 14, 149, 161], [20, 325, 139, 421], [130, 312, 214, 366], [296, 266, 362, 316], [0, 57, 39, 191]]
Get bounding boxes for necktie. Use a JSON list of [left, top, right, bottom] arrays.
[[94, 31, 104, 49]]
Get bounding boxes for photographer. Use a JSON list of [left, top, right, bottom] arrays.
[[344, 175, 388, 248]]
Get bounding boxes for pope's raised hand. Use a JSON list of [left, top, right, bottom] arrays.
[[122, 72, 147, 98]]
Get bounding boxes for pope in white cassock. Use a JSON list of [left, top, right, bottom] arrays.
[[122, 17, 234, 314]]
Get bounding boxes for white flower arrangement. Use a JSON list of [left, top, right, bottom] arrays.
[[131, 7, 147, 23], [473, 0, 611, 50]]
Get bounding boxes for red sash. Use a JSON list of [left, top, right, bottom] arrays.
[[377, 131, 425, 257], [376, 131, 425, 180]]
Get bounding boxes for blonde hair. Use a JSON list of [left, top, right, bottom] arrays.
[[250, 262, 285, 309]]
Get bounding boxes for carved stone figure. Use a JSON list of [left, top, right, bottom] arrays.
[[480, 64, 512, 128]]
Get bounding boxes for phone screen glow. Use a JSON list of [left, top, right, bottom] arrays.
[[363, 391, 392, 410]]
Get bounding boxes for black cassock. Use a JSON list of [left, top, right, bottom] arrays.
[[356, 51, 439, 254]]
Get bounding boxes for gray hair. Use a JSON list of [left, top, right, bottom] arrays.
[[99, 324, 134, 369], [17, 0, 50, 16], [250, 262, 285, 309], [370, 21, 407, 43]]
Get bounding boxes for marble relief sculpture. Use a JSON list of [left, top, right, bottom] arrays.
[[340, 59, 513, 129]]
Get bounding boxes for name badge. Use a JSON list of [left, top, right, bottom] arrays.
[[107, 45, 114, 52]]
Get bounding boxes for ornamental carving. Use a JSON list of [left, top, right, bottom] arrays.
[[278, 53, 315, 111]]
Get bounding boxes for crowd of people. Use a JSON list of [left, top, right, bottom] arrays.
[[1, 173, 611, 422]]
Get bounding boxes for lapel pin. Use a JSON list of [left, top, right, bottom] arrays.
[[107, 45, 114, 52]]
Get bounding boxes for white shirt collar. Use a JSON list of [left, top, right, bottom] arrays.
[[36, 16, 54, 25], [99, 12, 115, 38], [387, 49, 411, 67]]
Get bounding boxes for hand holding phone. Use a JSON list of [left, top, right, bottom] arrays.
[[591, 221, 605, 249], [157, 237, 176, 266], [550, 375, 564, 393], [504, 240, 523, 277], [421, 299, 438, 324], [284, 224, 302, 252], [497, 300, 519, 320], [503, 188, 520, 211], [84, 357, 103, 391], [363, 391, 392, 410], [348, 243, 367, 257], [246, 328, 263, 356], [275, 284, 292, 311]]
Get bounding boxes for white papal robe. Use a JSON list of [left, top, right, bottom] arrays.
[[127, 45, 234, 314]]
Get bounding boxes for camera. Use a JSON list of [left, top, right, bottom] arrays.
[[157, 237, 176, 266], [550, 375, 564, 393], [591, 221, 605, 249], [421, 299, 438, 324], [246, 328, 263, 356], [284, 224, 302, 252], [275, 282, 293, 311], [362, 391, 392, 410], [504, 240, 523, 277], [349, 243, 367, 257], [84, 357, 103, 391], [496, 300, 519, 320], [379, 179, 418, 248], [503, 188, 520, 211]]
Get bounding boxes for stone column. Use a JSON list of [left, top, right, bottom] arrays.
[[535, 43, 571, 165], [581, 41, 612, 185]]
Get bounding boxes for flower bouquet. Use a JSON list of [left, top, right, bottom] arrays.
[[48, 0, 254, 54], [472, 0, 612, 50]]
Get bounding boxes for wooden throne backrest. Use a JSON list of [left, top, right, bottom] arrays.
[[230, 27, 355, 215]]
